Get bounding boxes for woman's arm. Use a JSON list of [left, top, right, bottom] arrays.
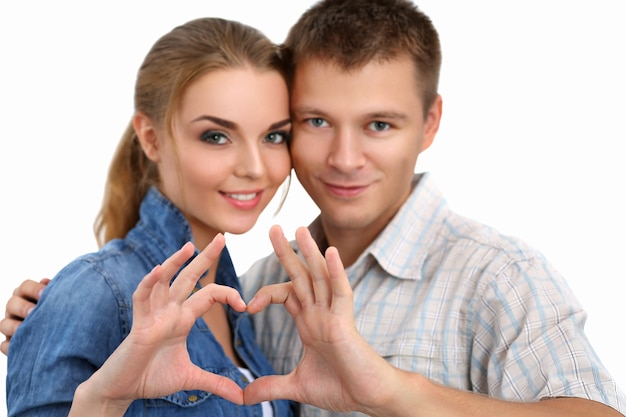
[[68, 236, 247, 416]]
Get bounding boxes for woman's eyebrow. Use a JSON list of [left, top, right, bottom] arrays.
[[191, 115, 236, 129], [269, 118, 292, 130], [190, 116, 291, 131]]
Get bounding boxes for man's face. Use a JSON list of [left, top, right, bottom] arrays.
[[289, 57, 442, 243]]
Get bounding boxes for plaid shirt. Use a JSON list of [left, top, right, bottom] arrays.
[[243, 172, 625, 417]]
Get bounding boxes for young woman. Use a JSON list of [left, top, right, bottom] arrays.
[[6, 17, 294, 417]]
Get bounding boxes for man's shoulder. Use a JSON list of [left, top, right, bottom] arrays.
[[441, 211, 543, 264]]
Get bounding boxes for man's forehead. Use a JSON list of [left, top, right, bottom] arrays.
[[291, 57, 422, 101], [290, 68, 424, 120], [294, 56, 397, 73], [292, 56, 419, 86]]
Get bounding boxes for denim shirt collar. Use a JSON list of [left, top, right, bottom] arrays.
[[127, 187, 194, 261], [125, 187, 241, 291]]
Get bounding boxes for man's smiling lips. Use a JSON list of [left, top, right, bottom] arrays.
[[323, 182, 369, 198]]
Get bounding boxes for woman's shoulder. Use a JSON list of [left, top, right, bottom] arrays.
[[47, 241, 153, 300]]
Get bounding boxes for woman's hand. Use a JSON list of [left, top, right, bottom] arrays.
[[70, 234, 246, 416]]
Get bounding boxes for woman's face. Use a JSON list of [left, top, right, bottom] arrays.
[[155, 67, 291, 248]]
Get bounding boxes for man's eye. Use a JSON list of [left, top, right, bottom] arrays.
[[200, 131, 229, 144], [369, 121, 390, 131], [265, 130, 291, 144], [307, 118, 328, 128]]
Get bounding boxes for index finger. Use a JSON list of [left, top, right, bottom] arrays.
[[269, 225, 314, 306], [168, 234, 226, 302]]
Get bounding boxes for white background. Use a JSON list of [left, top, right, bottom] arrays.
[[1, 1, 624, 414]]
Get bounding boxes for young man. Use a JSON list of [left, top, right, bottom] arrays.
[[239, 0, 626, 416], [3, 1, 625, 416]]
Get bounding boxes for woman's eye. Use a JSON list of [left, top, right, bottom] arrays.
[[307, 118, 328, 128], [200, 131, 229, 145], [369, 121, 390, 131], [265, 130, 290, 144]]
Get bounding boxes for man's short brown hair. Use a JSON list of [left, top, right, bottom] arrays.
[[282, 0, 442, 112]]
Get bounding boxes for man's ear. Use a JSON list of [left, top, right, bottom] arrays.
[[420, 94, 443, 153], [133, 112, 161, 162]]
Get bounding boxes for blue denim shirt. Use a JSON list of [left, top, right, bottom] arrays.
[[7, 187, 293, 417]]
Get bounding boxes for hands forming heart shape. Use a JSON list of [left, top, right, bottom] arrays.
[[80, 226, 393, 415]]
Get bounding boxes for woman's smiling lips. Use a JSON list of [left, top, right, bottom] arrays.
[[220, 190, 264, 209]]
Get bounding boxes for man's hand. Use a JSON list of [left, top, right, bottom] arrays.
[[245, 226, 626, 417], [244, 225, 398, 415], [1, 278, 49, 355]]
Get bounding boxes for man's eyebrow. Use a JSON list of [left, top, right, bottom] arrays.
[[366, 112, 408, 120], [293, 107, 408, 120], [191, 115, 236, 129], [292, 107, 329, 117]]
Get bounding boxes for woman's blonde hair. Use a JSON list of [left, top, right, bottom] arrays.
[[93, 18, 287, 247]]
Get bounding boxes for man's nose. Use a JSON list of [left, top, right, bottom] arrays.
[[327, 127, 366, 172]]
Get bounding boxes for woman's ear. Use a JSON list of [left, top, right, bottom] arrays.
[[133, 112, 161, 162]]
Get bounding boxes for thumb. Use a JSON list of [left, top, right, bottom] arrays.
[[243, 374, 297, 405]]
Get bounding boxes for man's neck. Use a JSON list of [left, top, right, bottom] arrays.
[[321, 222, 382, 268]]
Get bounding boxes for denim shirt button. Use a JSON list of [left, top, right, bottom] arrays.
[[188, 394, 199, 403]]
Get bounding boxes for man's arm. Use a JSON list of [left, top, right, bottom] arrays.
[[375, 369, 623, 417], [0, 278, 49, 355], [245, 225, 624, 417]]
